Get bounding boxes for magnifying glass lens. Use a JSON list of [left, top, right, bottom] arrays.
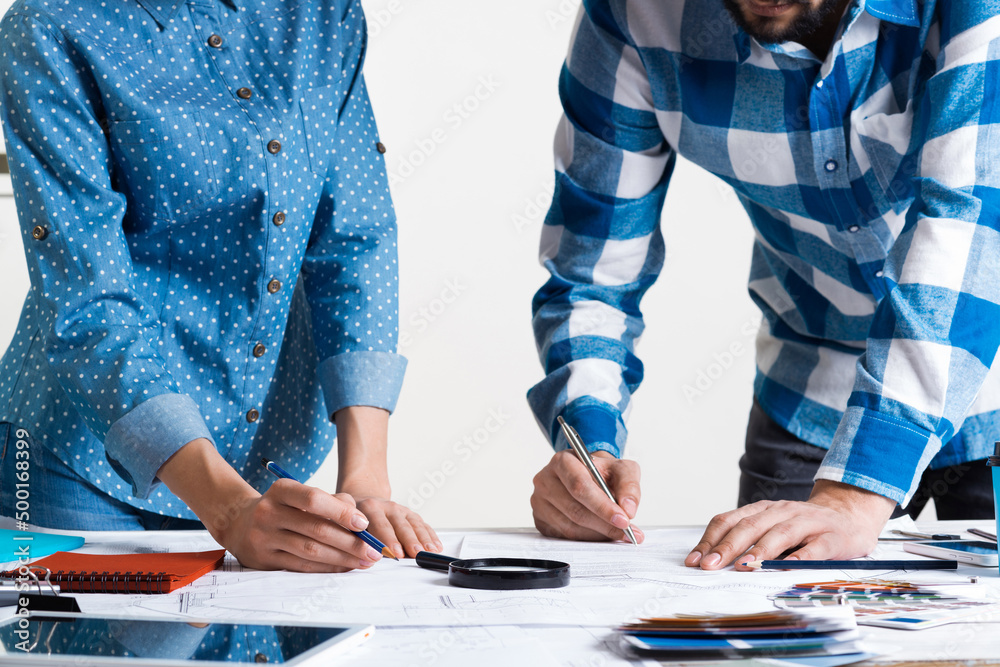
[[472, 565, 547, 572]]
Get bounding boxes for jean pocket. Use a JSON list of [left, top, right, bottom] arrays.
[[109, 110, 223, 227]]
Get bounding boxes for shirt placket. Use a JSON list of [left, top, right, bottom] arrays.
[[193, 0, 286, 452], [809, 50, 888, 298]]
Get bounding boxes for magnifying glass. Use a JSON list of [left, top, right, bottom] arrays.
[[415, 551, 571, 590]]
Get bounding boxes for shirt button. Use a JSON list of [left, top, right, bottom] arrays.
[[267, 140, 282, 154], [272, 211, 285, 226], [246, 408, 260, 423], [237, 87, 253, 100], [875, 270, 884, 278], [824, 159, 838, 172], [253, 343, 266, 358], [31, 225, 48, 240], [254, 654, 268, 664], [376, 142, 386, 154], [815, 80, 824, 89], [848, 225, 860, 233], [267, 279, 282, 294], [207, 34, 223, 48]]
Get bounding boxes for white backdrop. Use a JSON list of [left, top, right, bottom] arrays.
[[0, 0, 760, 530]]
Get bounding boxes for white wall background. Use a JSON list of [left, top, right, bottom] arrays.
[[0, 0, 760, 530]]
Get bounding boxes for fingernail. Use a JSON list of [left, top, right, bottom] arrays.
[[411, 544, 423, 556], [621, 498, 637, 517], [352, 514, 369, 531], [702, 553, 721, 568], [358, 559, 374, 569], [741, 554, 756, 565], [785, 555, 799, 561], [367, 548, 382, 561], [686, 551, 702, 566], [632, 527, 644, 542], [424, 543, 437, 552], [611, 514, 630, 529]]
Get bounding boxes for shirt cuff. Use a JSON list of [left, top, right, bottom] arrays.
[[104, 393, 214, 499], [318, 351, 408, 418], [552, 401, 627, 458], [816, 405, 937, 505]]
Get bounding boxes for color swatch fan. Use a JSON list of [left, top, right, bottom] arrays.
[[617, 607, 863, 659]]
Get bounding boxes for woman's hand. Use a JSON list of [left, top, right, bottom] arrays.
[[158, 439, 384, 572], [343, 493, 442, 559], [334, 405, 443, 558]]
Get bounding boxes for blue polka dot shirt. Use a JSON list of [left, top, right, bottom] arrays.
[[0, 0, 406, 518]]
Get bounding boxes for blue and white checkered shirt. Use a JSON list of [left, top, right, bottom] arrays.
[[529, 0, 1000, 505]]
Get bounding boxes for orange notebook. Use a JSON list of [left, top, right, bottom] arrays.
[[2, 549, 226, 594]]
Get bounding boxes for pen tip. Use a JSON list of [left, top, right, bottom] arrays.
[[383, 547, 399, 561]]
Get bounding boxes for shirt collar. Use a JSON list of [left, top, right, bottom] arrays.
[[863, 0, 920, 27], [135, 0, 241, 30]]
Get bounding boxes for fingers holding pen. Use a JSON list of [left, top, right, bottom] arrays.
[[260, 481, 382, 569], [531, 449, 644, 543]]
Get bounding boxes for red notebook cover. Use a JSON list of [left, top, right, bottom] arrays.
[[3, 549, 226, 594]]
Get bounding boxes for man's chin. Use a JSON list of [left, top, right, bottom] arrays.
[[723, 0, 792, 42]]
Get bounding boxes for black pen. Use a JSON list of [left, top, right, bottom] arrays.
[[743, 559, 957, 570], [891, 529, 962, 541], [967, 528, 997, 542]]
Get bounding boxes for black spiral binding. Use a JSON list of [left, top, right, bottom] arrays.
[[43, 569, 173, 594]]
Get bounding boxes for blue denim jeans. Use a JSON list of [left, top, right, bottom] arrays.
[[738, 400, 995, 519], [0, 423, 203, 531]]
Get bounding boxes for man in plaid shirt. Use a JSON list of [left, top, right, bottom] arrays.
[[529, 0, 1000, 569]]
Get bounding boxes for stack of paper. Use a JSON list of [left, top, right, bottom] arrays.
[[616, 607, 863, 659]]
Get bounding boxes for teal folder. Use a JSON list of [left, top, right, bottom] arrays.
[[0, 529, 85, 563]]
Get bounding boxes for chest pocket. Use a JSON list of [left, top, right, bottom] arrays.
[[852, 103, 917, 214], [109, 110, 222, 227], [300, 84, 343, 175]]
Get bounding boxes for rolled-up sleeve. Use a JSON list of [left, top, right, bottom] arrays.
[[300, 9, 406, 418]]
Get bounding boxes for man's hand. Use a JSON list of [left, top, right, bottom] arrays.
[[531, 449, 644, 542], [685, 480, 896, 570]]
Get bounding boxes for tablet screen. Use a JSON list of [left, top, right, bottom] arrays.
[[0, 617, 353, 664]]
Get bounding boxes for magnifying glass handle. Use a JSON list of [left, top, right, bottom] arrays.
[[416, 551, 459, 572]]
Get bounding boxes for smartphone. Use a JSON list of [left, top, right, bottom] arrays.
[[903, 540, 999, 567]]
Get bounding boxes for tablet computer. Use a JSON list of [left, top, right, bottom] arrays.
[[0, 612, 373, 666]]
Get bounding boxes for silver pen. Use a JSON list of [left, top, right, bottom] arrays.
[[557, 416, 638, 546]]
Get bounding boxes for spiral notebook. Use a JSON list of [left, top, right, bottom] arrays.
[[0, 549, 226, 594]]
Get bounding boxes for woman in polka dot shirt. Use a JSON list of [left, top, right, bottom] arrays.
[[0, 0, 441, 570]]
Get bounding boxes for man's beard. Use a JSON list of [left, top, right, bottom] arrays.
[[722, 0, 845, 44]]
